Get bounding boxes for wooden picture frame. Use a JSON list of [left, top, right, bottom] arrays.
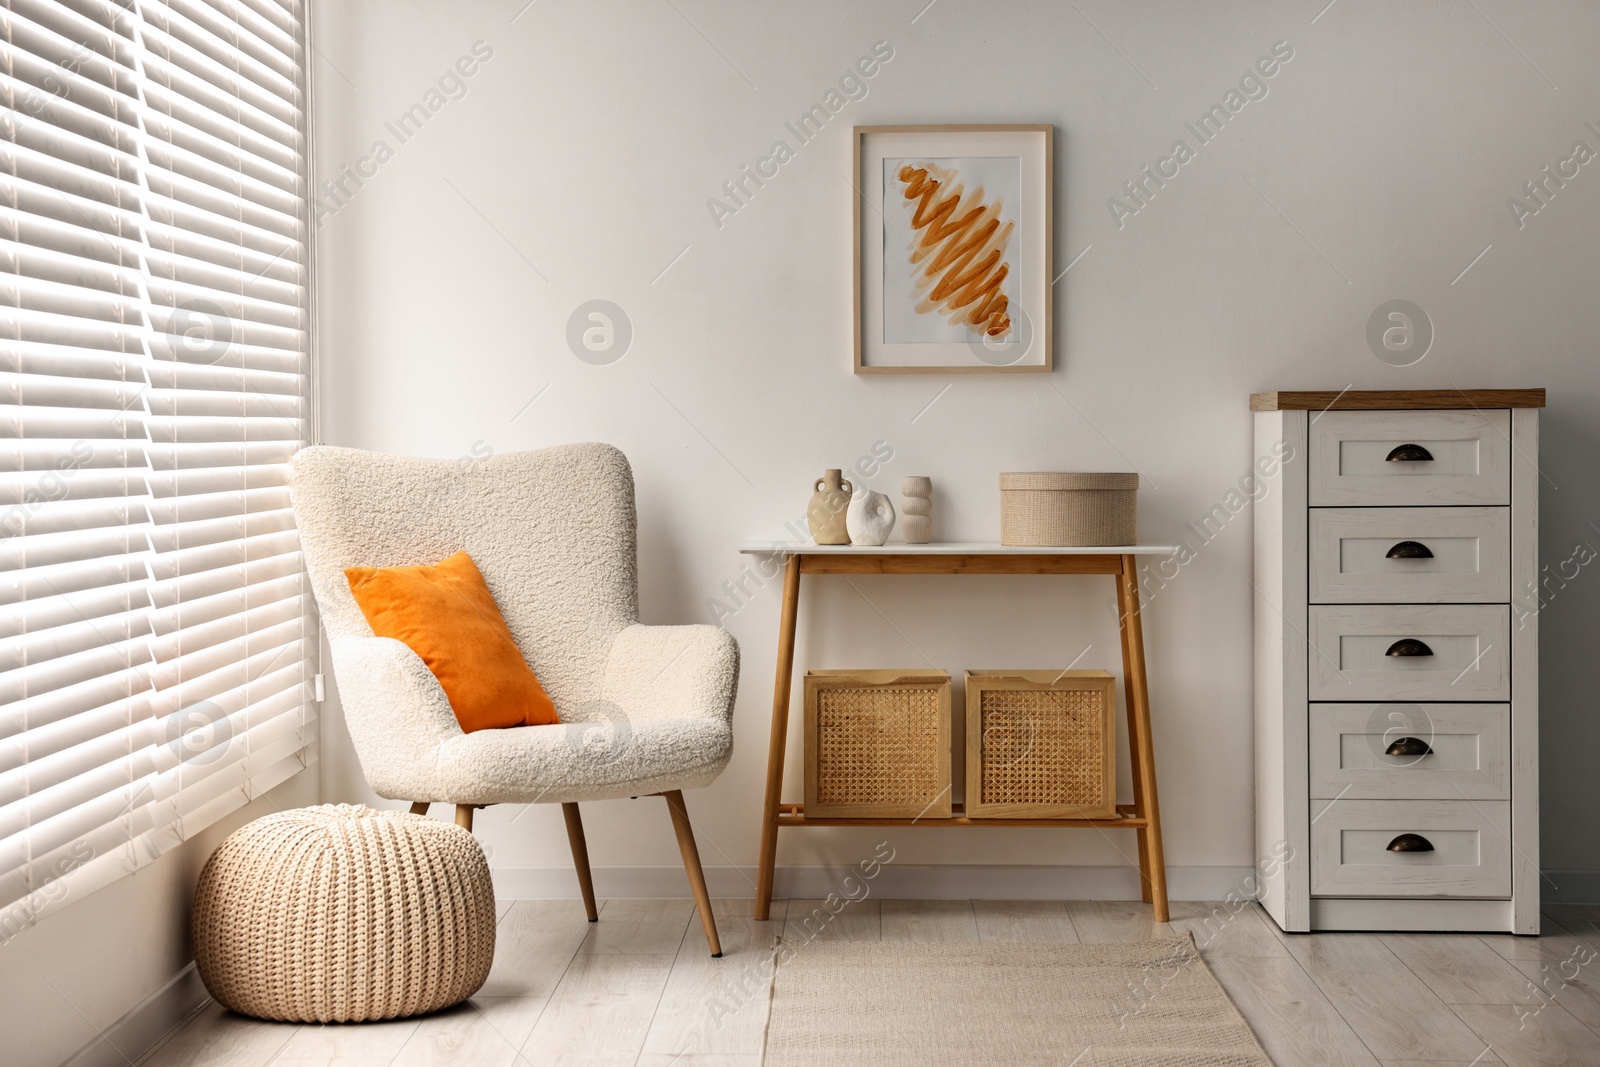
[[853, 124, 1054, 374], [965, 670, 1116, 819], [803, 669, 952, 819]]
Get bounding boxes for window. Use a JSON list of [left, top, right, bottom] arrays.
[[2, 0, 312, 938]]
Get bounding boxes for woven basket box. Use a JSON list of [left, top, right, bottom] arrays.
[[999, 472, 1138, 546], [965, 670, 1117, 819], [804, 669, 952, 819]]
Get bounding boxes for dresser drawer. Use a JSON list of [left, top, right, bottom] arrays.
[[1309, 410, 1510, 506], [1309, 704, 1510, 800], [1311, 799, 1510, 898], [1308, 507, 1511, 603], [1308, 605, 1510, 702]]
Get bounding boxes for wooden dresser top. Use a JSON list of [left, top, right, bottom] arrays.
[[1250, 389, 1546, 411]]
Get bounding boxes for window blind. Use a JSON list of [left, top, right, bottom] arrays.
[[1, 0, 312, 939]]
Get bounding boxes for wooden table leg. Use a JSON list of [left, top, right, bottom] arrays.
[[1114, 569, 1152, 905], [1118, 555, 1168, 922], [755, 554, 802, 921]]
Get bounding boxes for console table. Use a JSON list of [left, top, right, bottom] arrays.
[[738, 542, 1181, 922]]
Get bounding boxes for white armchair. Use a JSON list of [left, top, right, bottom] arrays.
[[290, 443, 738, 955]]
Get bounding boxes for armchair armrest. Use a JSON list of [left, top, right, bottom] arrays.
[[599, 624, 740, 726], [327, 636, 463, 800]]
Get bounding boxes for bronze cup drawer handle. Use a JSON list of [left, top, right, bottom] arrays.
[[1386, 443, 1435, 462], [1385, 736, 1434, 757], [1386, 638, 1434, 657], [1386, 540, 1434, 559], [1387, 833, 1435, 853]]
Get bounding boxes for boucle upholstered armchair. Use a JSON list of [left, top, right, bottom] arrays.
[[289, 443, 738, 956]]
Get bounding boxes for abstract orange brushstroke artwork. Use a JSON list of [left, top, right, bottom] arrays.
[[897, 161, 1015, 339]]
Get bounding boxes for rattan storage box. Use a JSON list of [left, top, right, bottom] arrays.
[[965, 670, 1117, 819], [804, 670, 952, 818], [999, 472, 1138, 546]]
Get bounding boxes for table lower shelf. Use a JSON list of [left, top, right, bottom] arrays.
[[775, 802, 1148, 829]]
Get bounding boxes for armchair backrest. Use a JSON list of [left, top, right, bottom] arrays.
[[290, 442, 638, 709]]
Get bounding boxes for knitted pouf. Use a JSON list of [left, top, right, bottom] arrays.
[[193, 804, 495, 1023]]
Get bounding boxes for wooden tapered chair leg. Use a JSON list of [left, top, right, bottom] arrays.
[[455, 804, 474, 832], [563, 802, 599, 922], [660, 790, 722, 957], [409, 801, 431, 816]]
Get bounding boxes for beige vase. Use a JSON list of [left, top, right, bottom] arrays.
[[901, 476, 932, 544], [807, 469, 853, 545]]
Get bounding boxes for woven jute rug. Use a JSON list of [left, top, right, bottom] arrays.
[[762, 934, 1272, 1067]]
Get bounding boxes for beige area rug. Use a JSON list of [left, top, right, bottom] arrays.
[[763, 935, 1272, 1067]]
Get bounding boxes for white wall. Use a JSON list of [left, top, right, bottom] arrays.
[[0, 774, 317, 1067], [311, 1, 1600, 898]]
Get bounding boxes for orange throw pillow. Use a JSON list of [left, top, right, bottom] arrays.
[[344, 550, 558, 731]]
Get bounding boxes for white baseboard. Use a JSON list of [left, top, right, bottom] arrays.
[[489, 863, 1257, 902], [63, 963, 210, 1067], [1544, 870, 1600, 904]]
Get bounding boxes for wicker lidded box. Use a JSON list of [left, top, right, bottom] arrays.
[[999, 472, 1138, 546]]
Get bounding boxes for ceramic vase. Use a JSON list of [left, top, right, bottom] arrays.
[[846, 487, 896, 546], [901, 476, 932, 544], [807, 469, 853, 545]]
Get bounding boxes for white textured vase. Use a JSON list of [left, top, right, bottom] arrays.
[[846, 488, 896, 547]]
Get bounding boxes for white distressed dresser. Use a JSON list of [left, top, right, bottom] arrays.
[[1252, 389, 1545, 934]]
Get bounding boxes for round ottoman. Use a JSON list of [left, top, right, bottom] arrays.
[[193, 804, 495, 1022]]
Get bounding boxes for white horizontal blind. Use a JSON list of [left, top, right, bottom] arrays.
[[1, 0, 312, 938]]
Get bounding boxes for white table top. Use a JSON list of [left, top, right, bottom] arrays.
[[739, 541, 1181, 555]]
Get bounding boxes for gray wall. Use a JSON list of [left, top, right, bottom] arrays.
[[311, 1, 1600, 896]]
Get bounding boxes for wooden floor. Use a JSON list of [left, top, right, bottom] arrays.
[[138, 899, 1600, 1067]]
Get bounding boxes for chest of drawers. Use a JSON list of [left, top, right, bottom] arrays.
[[1251, 390, 1544, 934]]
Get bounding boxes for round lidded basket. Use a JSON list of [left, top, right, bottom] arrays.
[[999, 472, 1139, 546]]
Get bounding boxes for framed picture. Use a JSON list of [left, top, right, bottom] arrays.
[[853, 124, 1053, 374]]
